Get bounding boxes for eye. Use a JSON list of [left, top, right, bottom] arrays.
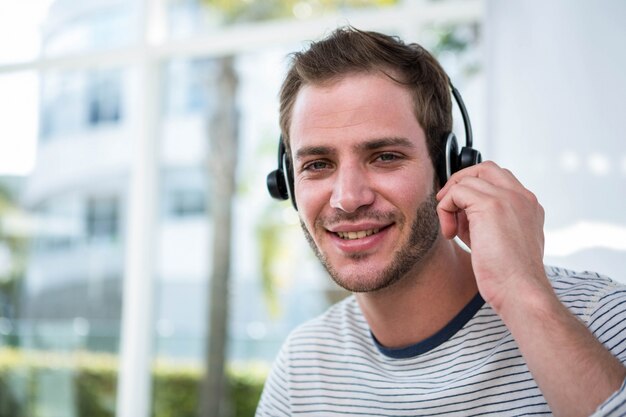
[[375, 152, 402, 163], [302, 160, 331, 172]]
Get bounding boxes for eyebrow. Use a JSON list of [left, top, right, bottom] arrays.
[[295, 137, 415, 161], [295, 145, 334, 161], [357, 137, 415, 151]]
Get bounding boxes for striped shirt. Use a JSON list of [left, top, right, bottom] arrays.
[[256, 266, 626, 416]]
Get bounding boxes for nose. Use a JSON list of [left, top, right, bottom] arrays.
[[329, 164, 375, 213]]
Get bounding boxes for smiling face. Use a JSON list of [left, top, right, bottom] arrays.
[[289, 72, 441, 292]]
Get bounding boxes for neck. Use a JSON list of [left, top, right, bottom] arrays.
[[355, 235, 477, 349]]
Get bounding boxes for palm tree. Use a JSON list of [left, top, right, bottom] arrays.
[[199, 55, 238, 417]]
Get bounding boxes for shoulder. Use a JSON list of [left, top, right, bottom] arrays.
[[546, 265, 626, 308], [256, 298, 365, 415], [282, 294, 370, 352], [546, 266, 626, 354]]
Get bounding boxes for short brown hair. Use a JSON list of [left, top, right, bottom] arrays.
[[279, 26, 452, 172]]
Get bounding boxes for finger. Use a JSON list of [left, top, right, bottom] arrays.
[[456, 210, 471, 247], [440, 175, 501, 205], [437, 161, 524, 200], [438, 207, 458, 240], [436, 181, 494, 239]]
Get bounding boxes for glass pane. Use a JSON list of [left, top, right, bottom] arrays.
[[41, 68, 125, 140], [0, 70, 39, 416], [165, 0, 401, 39], [0, 65, 130, 416], [42, 0, 139, 58], [0, 1, 49, 64], [487, 2, 626, 281], [0, 0, 140, 63], [0, 73, 38, 176]]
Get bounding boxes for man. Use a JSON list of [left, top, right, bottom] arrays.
[[256, 27, 626, 416]]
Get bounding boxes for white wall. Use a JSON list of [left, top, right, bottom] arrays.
[[486, 1, 626, 281]]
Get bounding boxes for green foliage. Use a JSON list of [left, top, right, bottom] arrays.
[[0, 182, 29, 285], [227, 363, 267, 417], [153, 370, 199, 417], [0, 180, 29, 348], [430, 23, 482, 77], [256, 206, 286, 318], [0, 349, 266, 417], [197, 0, 399, 24], [76, 367, 117, 417]]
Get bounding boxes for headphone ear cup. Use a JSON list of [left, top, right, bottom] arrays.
[[283, 155, 298, 210], [440, 133, 483, 185], [458, 146, 482, 171], [439, 133, 459, 185], [266, 169, 289, 200]]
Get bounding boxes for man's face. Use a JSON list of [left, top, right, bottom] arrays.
[[289, 72, 441, 293]]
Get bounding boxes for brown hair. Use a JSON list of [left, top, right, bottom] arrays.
[[279, 26, 452, 170]]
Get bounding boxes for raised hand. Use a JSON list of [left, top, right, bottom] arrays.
[[436, 161, 549, 313]]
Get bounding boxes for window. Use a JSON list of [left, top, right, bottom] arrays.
[[162, 167, 208, 218], [87, 69, 122, 126], [164, 58, 217, 115], [40, 71, 84, 138], [169, 189, 206, 217], [86, 196, 119, 242], [40, 68, 123, 138]]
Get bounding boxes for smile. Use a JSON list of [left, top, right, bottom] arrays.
[[336, 228, 381, 240]]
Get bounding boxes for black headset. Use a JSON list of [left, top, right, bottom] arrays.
[[266, 83, 482, 211]]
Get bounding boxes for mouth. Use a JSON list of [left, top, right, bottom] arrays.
[[335, 228, 381, 240]]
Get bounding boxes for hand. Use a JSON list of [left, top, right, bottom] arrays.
[[438, 161, 626, 416], [436, 161, 549, 313]]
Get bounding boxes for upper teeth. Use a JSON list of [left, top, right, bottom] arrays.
[[336, 229, 380, 240]]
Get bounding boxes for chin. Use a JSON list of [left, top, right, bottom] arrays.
[[330, 265, 403, 293]]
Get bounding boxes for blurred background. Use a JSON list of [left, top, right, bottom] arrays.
[[0, 0, 624, 416]]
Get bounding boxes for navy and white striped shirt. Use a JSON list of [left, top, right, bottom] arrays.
[[256, 267, 626, 416]]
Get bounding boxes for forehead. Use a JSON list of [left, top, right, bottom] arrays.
[[288, 72, 424, 154]]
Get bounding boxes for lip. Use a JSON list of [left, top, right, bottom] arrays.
[[328, 221, 390, 233], [326, 223, 393, 254]]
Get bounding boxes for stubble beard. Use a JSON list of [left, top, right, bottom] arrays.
[[300, 192, 440, 293]]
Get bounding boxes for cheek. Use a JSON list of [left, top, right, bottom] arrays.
[[295, 184, 326, 229], [377, 175, 431, 208]]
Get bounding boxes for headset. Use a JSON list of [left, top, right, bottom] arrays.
[[266, 83, 482, 211]]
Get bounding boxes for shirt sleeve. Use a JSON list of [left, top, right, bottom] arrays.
[[587, 282, 626, 417], [587, 283, 626, 362], [255, 340, 291, 416], [590, 378, 626, 417]]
